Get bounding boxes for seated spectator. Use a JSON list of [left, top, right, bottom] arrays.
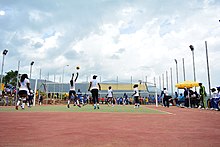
[[210, 88, 219, 111], [123, 93, 128, 105], [119, 97, 123, 105], [216, 87, 220, 110], [177, 93, 185, 107], [189, 90, 196, 108]]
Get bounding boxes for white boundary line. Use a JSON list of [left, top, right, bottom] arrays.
[[146, 106, 174, 115]]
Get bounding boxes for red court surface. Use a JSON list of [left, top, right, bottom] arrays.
[[0, 106, 219, 147]]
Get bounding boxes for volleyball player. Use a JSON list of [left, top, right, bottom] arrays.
[[88, 75, 101, 109], [15, 74, 31, 110], [132, 84, 140, 108], [106, 86, 114, 107], [67, 72, 81, 108]]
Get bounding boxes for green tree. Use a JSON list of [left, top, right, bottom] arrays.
[[3, 70, 18, 87]]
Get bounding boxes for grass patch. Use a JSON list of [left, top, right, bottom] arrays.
[[0, 105, 167, 114]]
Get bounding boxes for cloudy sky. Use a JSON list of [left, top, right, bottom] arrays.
[[0, 0, 220, 92]]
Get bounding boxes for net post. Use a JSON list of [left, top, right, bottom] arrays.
[[154, 81, 158, 107], [33, 79, 38, 106]]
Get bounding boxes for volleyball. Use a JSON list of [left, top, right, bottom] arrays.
[[76, 66, 80, 70]]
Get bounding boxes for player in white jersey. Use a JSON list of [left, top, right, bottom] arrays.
[[15, 74, 31, 110], [88, 75, 101, 109], [132, 84, 140, 108], [106, 86, 114, 107], [67, 72, 81, 108]]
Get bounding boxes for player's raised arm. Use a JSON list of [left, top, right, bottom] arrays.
[[74, 72, 79, 82]]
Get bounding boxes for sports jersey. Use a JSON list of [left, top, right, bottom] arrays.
[[107, 89, 113, 97], [19, 78, 30, 91], [90, 79, 99, 90], [133, 87, 139, 96], [70, 80, 76, 90], [164, 89, 168, 96]]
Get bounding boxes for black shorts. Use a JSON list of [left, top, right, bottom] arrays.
[[91, 89, 99, 103], [69, 90, 76, 99], [134, 96, 139, 103], [18, 90, 28, 97], [107, 97, 113, 102]]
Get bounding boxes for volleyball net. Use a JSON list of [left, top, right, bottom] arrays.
[[34, 80, 159, 107]]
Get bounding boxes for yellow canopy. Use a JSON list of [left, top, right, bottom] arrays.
[[175, 80, 199, 89]]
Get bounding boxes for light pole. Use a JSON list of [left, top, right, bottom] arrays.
[[30, 61, 34, 79], [174, 59, 179, 94], [166, 70, 168, 91], [170, 67, 173, 97], [16, 61, 20, 102], [0, 49, 8, 93], [182, 58, 186, 81], [162, 73, 164, 89], [189, 45, 196, 82], [159, 76, 161, 91], [205, 41, 211, 98], [61, 65, 69, 99]]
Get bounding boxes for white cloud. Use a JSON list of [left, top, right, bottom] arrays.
[[0, 10, 5, 16]]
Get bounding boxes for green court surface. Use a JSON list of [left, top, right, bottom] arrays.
[[0, 105, 167, 114]]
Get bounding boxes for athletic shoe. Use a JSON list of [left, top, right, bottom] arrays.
[[67, 104, 70, 108], [77, 105, 81, 108], [15, 106, 18, 110], [97, 106, 100, 109], [94, 106, 96, 109]]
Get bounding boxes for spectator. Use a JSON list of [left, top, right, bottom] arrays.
[[216, 87, 220, 110], [160, 90, 165, 106], [28, 90, 34, 107], [209, 88, 218, 110], [39, 95, 43, 105], [199, 83, 206, 109], [174, 92, 178, 106], [123, 93, 128, 105], [194, 91, 200, 108], [163, 88, 169, 107], [77, 89, 84, 105], [189, 90, 197, 108], [178, 93, 185, 107], [184, 88, 189, 107], [145, 97, 149, 105], [4, 93, 9, 106]]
